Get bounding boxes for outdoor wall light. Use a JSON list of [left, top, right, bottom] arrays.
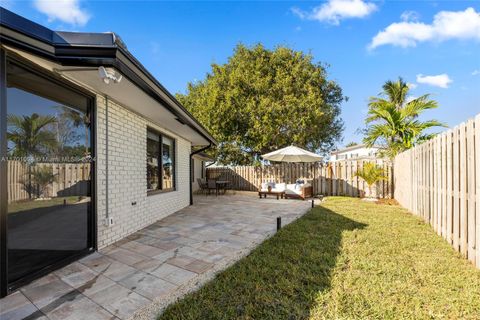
[[98, 66, 122, 84]]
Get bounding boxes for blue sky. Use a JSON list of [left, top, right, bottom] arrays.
[[2, 0, 479, 147]]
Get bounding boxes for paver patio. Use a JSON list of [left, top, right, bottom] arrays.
[[0, 193, 311, 320]]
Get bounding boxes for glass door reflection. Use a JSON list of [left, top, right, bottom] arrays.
[[6, 61, 93, 284]]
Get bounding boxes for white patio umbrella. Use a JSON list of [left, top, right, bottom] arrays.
[[261, 145, 322, 163]]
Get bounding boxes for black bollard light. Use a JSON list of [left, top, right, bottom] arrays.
[[311, 199, 314, 208], [277, 216, 281, 231]]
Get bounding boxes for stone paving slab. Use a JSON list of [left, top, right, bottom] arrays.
[[0, 193, 311, 320]]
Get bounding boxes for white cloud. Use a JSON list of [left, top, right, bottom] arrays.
[[472, 69, 480, 76], [292, 0, 377, 25], [407, 82, 418, 89], [369, 7, 480, 49], [34, 0, 90, 26], [416, 74, 452, 88], [400, 11, 420, 22], [291, 7, 307, 20]]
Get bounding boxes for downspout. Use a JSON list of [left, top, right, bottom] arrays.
[[104, 96, 110, 226], [190, 143, 212, 205]]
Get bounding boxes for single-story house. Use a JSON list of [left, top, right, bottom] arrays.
[[0, 8, 216, 297], [191, 152, 214, 192]]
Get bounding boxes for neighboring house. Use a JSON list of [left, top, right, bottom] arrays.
[[329, 144, 380, 161], [191, 152, 214, 192], [0, 9, 216, 297]]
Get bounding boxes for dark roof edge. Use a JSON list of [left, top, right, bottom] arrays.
[[0, 7, 116, 46], [0, 7, 217, 145], [192, 151, 215, 161]]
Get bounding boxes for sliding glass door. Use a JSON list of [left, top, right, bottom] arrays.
[[1, 55, 95, 295]]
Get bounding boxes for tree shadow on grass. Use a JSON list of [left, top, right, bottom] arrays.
[[159, 205, 367, 320]]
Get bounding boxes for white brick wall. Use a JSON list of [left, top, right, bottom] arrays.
[[96, 95, 191, 248]]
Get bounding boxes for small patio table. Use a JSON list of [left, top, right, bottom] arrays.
[[258, 190, 285, 200]]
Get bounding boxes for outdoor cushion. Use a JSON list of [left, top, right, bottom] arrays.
[[275, 183, 286, 191], [260, 182, 284, 192], [260, 182, 309, 195], [285, 184, 302, 195]]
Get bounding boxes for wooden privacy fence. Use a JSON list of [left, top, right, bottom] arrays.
[[7, 161, 91, 203], [394, 114, 480, 268], [207, 159, 393, 198]]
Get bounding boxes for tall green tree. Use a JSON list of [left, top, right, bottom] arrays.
[[177, 44, 345, 165], [363, 78, 446, 158], [7, 113, 57, 157]]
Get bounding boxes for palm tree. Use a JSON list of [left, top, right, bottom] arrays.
[[364, 78, 446, 158], [8, 113, 58, 199], [7, 113, 58, 157], [354, 162, 387, 199], [24, 166, 57, 198]]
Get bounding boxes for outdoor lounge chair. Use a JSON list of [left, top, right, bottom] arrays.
[[259, 181, 313, 200], [283, 182, 313, 200]]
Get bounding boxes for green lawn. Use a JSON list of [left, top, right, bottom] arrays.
[[159, 197, 480, 320], [8, 196, 80, 214]]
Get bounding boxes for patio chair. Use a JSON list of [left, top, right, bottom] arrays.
[[207, 179, 218, 196], [197, 178, 208, 195]]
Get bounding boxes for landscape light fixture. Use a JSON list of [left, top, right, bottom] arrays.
[[98, 66, 122, 84]]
